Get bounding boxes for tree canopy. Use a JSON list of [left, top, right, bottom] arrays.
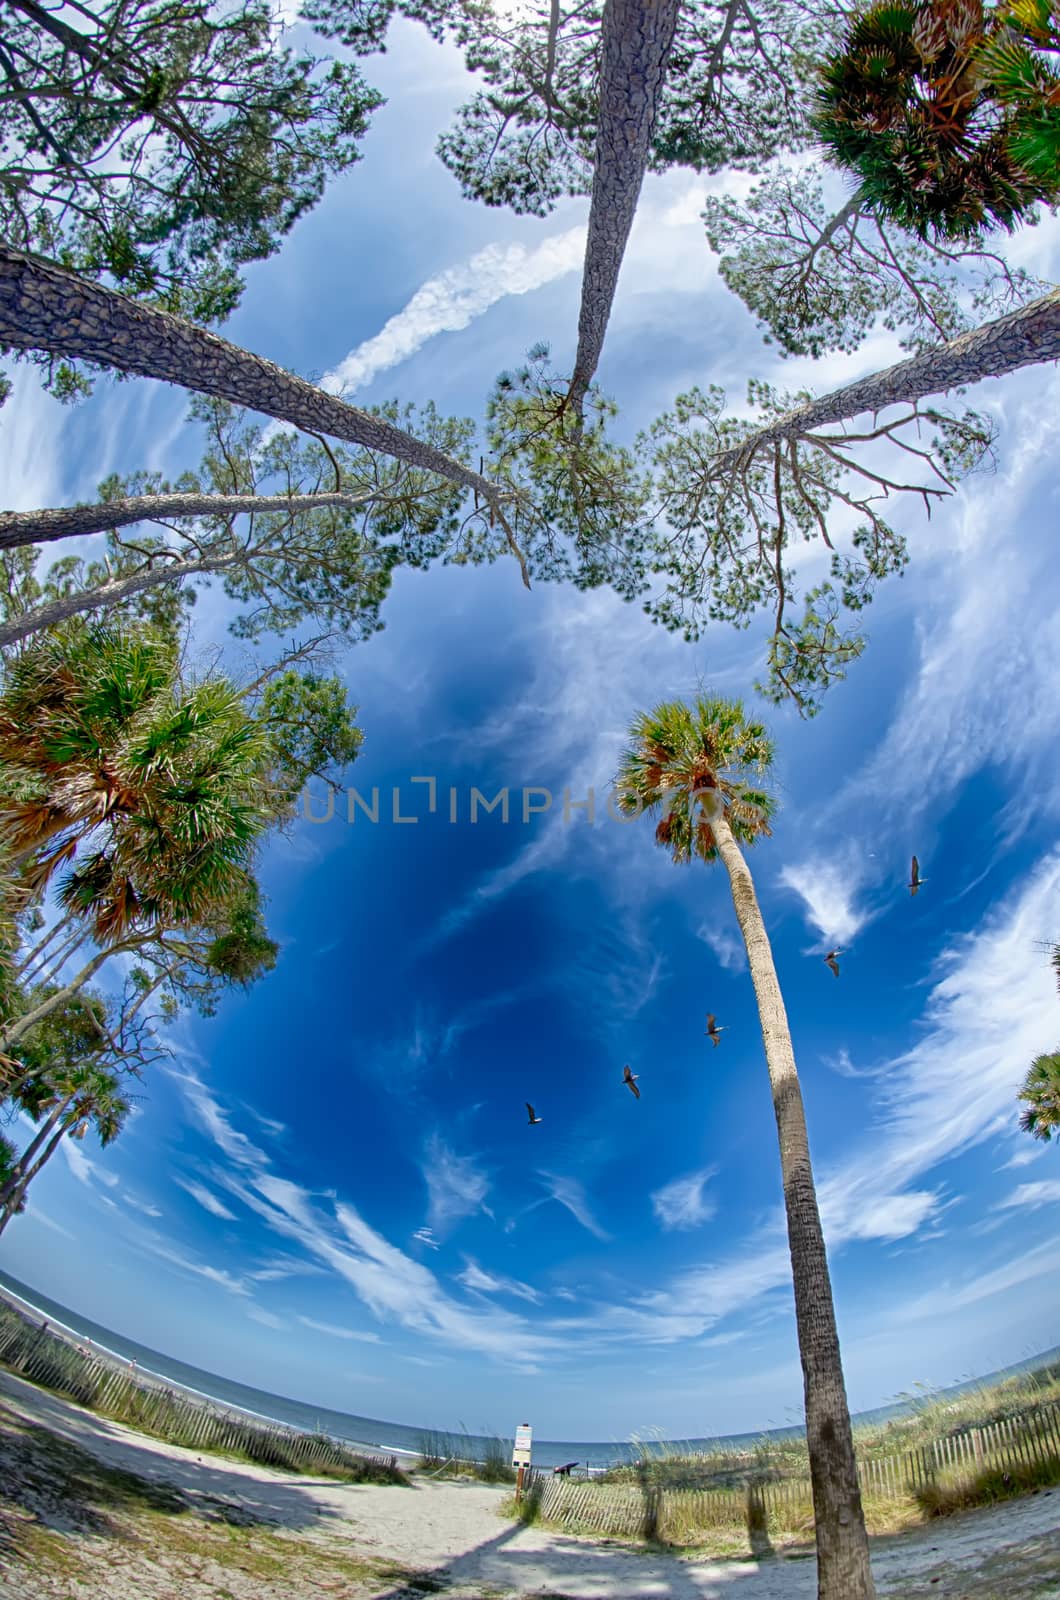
[[0, 0, 383, 346]]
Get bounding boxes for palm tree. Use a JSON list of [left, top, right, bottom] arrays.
[[0, 625, 272, 940], [0, 1058, 131, 1232], [615, 695, 875, 1600], [815, 0, 1060, 241], [567, 0, 681, 416], [1018, 1050, 1060, 1142]]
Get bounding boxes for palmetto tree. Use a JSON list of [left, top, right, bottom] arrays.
[[1018, 1049, 1060, 1142], [615, 695, 874, 1600], [816, 0, 1060, 241], [0, 1057, 132, 1232], [0, 625, 272, 945]]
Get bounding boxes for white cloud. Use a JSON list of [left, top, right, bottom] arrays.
[[148, 1240, 251, 1299], [246, 1306, 286, 1330], [412, 1226, 440, 1250], [297, 1316, 381, 1343], [423, 1134, 492, 1234], [895, 1237, 1060, 1324], [171, 1068, 559, 1366], [175, 1178, 238, 1221], [60, 1140, 118, 1190], [997, 1144, 1048, 1171], [457, 1259, 541, 1303], [537, 1171, 612, 1241], [321, 229, 586, 398], [996, 1179, 1060, 1212], [696, 923, 746, 972], [122, 1193, 163, 1219], [778, 858, 869, 946], [651, 1168, 718, 1231]]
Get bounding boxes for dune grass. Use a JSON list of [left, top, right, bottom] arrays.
[[415, 1426, 516, 1484], [0, 1301, 406, 1484]]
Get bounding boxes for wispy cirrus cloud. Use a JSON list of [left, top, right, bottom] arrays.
[[651, 1167, 718, 1232], [423, 1134, 493, 1234], [174, 1178, 237, 1221], [457, 1259, 541, 1303], [168, 1066, 558, 1367], [996, 1179, 1060, 1212], [297, 1315, 381, 1343], [536, 1171, 612, 1242]]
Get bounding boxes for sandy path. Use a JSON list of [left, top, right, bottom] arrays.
[[1, 1368, 1058, 1598]]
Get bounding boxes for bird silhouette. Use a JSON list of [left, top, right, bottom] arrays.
[[525, 1102, 542, 1125], [622, 1065, 641, 1100], [909, 855, 926, 896], [824, 948, 841, 978], [705, 1014, 726, 1047]]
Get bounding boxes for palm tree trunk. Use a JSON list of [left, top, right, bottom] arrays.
[[0, 1118, 70, 1234], [0, 489, 374, 553], [0, 1096, 71, 1209], [0, 247, 500, 505], [708, 802, 875, 1600], [567, 0, 681, 415], [16, 905, 78, 976], [710, 289, 1060, 475]]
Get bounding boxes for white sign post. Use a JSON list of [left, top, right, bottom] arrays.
[[512, 1422, 532, 1500]]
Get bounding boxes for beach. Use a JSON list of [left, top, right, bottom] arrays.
[[2, 1365, 1058, 1600]]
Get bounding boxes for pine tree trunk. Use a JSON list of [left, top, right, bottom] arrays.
[[0, 247, 499, 503], [568, 0, 681, 413], [708, 804, 875, 1600], [711, 289, 1060, 473], [0, 490, 373, 552], [0, 551, 242, 650]]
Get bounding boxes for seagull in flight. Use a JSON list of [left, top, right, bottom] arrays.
[[526, 1102, 543, 1125], [705, 1014, 726, 1047], [622, 1065, 641, 1100], [824, 949, 842, 978], [909, 855, 926, 896]]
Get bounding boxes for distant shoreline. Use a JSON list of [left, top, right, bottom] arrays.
[[3, 1269, 1057, 1469]]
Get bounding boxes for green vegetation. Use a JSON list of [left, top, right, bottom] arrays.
[[598, 1356, 1060, 1490], [916, 1451, 1060, 1517], [415, 1426, 516, 1483], [0, 616, 364, 1222], [0, 1300, 405, 1483], [1019, 1050, 1060, 1143], [817, 0, 1060, 241]]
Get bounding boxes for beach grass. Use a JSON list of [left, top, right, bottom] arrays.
[[0, 1299, 407, 1485], [414, 1426, 516, 1484]]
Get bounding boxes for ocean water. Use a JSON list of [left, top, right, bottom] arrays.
[[2, 1270, 1056, 1472]]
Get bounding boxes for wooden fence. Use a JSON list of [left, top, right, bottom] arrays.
[[0, 1300, 399, 1479], [529, 1397, 1060, 1540]]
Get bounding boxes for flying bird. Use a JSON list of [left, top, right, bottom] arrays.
[[525, 1102, 542, 1125], [909, 855, 926, 896], [824, 949, 841, 978], [622, 1065, 641, 1100], [706, 1014, 726, 1047]]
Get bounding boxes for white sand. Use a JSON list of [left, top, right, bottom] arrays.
[[2, 1367, 1058, 1598]]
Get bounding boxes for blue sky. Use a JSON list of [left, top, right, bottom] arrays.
[[0, 17, 1058, 1442]]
